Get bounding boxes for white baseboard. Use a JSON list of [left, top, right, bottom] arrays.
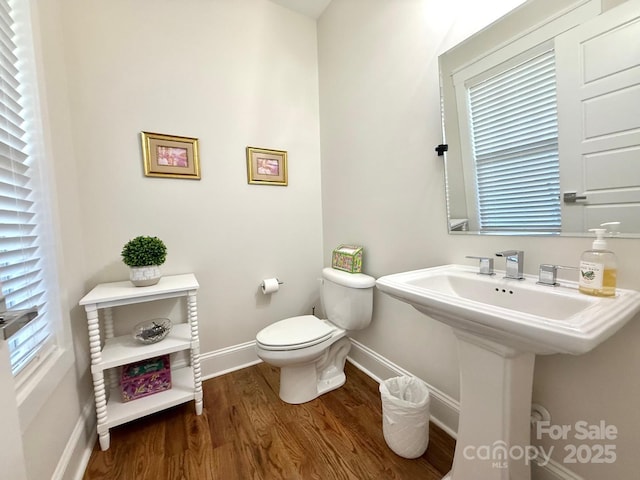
[[532, 459, 585, 480], [53, 399, 96, 480], [199, 340, 261, 380]]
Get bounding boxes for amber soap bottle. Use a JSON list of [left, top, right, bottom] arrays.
[[579, 228, 617, 297]]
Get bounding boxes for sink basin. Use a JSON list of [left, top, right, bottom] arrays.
[[376, 264, 640, 355], [376, 264, 640, 480]]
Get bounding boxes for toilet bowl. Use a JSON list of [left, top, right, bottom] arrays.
[[256, 316, 351, 404], [255, 268, 375, 404]]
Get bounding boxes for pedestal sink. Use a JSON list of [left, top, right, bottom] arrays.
[[376, 264, 640, 480]]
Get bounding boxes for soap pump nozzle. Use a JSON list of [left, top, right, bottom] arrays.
[[588, 228, 608, 250], [600, 221, 621, 236]]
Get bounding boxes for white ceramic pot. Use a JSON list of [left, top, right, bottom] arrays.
[[129, 265, 161, 287]]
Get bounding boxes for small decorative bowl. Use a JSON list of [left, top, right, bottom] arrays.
[[132, 318, 172, 345]]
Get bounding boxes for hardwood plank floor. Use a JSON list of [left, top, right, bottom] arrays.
[[83, 361, 455, 479]]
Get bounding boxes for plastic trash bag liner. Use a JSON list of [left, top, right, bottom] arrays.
[[379, 376, 430, 459]]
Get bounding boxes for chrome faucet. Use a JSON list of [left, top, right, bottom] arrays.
[[537, 264, 579, 286], [495, 250, 524, 280]]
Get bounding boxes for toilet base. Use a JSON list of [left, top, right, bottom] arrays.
[[278, 337, 351, 404]]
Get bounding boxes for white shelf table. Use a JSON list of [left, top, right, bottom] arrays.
[[79, 273, 202, 450]]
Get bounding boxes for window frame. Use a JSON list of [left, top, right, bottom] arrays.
[[7, 0, 74, 432]]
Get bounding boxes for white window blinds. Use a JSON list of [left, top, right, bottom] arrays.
[[1, 0, 51, 375], [467, 48, 561, 232]]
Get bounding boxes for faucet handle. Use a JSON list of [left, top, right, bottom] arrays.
[[466, 256, 495, 275], [537, 264, 579, 286]]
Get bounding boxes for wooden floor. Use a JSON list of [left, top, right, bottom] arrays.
[[83, 361, 455, 479]]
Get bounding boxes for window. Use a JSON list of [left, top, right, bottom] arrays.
[[466, 47, 561, 232], [1, 0, 57, 376]]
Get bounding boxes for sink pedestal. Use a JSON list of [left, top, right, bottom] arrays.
[[446, 330, 535, 480], [376, 264, 640, 480]]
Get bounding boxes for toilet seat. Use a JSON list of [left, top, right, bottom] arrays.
[[256, 315, 336, 351]]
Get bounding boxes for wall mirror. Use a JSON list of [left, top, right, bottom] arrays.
[[439, 0, 640, 237]]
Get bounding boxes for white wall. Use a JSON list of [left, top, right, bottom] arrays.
[[26, 0, 323, 478], [56, 0, 324, 350], [318, 0, 640, 478]]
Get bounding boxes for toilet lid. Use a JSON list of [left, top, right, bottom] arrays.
[[256, 315, 335, 350]]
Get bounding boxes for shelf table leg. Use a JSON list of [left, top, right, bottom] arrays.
[[95, 371, 110, 451], [86, 305, 103, 366], [86, 305, 111, 451], [103, 307, 119, 390], [188, 291, 203, 415]]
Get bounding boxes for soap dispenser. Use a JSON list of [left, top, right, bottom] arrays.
[[578, 228, 617, 297]]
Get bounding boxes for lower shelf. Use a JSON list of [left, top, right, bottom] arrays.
[[106, 366, 195, 428]]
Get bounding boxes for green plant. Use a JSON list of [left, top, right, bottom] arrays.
[[121, 236, 167, 267]]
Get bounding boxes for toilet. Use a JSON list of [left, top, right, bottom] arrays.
[[255, 267, 375, 404]]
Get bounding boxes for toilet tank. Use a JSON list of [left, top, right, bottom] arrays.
[[321, 267, 375, 330]]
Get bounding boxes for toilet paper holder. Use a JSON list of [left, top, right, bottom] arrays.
[[260, 278, 284, 294]]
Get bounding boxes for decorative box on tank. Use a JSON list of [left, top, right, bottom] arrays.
[[120, 354, 171, 402], [331, 244, 363, 273]]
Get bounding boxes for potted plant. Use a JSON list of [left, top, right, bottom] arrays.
[[121, 235, 167, 286]]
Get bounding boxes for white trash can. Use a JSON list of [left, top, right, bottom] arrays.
[[379, 376, 430, 459]]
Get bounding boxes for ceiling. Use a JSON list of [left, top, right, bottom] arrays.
[[269, 0, 333, 19]]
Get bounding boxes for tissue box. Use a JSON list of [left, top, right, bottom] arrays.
[[120, 354, 171, 402], [332, 244, 363, 273]]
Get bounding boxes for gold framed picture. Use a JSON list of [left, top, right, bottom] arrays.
[[141, 131, 201, 179], [246, 146, 288, 186]]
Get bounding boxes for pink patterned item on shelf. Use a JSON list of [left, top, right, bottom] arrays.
[[120, 354, 172, 402]]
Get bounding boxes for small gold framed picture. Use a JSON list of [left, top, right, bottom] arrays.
[[246, 146, 288, 186], [141, 131, 201, 180]]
